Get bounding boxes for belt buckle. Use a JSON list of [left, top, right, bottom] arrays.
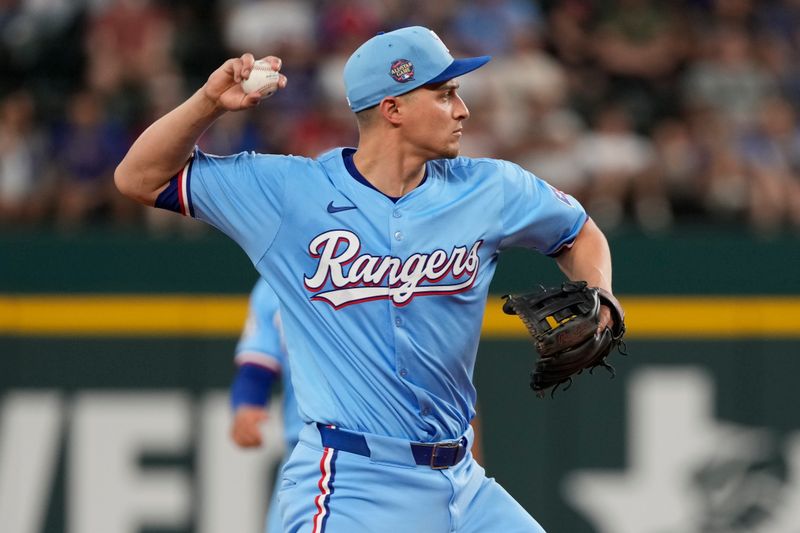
[[430, 441, 460, 470]]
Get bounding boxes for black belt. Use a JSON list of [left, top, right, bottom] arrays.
[[318, 424, 468, 470]]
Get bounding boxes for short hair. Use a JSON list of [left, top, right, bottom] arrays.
[[355, 105, 379, 129]]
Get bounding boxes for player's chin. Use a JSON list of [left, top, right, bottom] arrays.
[[438, 141, 461, 159]]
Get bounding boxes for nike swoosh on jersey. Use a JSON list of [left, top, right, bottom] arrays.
[[326, 201, 357, 213]]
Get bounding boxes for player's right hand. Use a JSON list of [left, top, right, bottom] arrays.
[[231, 405, 269, 448], [202, 53, 287, 111]]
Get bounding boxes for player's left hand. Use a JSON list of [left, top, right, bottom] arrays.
[[597, 304, 614, 335], [502, 281, 626, 396], [231, 405, 269, 448]]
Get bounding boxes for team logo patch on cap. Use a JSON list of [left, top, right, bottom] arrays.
[[390, 59, 415, 83]]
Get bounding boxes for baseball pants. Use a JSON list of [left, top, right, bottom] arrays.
[[266, 452, 292, 533], [277, 423, 545, 532]]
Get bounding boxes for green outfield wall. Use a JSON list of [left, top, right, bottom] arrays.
[[1, 227, 799, 533]]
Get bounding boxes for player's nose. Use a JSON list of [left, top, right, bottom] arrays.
[[454, 94, 469, 120]]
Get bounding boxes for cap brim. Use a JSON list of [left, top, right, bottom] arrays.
[[426, 56, 492, 86]]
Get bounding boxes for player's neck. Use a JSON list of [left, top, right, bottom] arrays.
[[352, 138, 426, 198]]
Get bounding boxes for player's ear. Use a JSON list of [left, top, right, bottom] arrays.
[[379, 96, 403, 126]]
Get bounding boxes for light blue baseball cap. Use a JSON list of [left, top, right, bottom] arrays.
[[343, 26, 491, 112]]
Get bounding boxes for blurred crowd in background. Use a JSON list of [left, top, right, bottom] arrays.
[[1, 0, 800, 235]]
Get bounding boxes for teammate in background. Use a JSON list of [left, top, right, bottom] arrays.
[[116, 26, 618, 532], [229, 277, 300, 533]]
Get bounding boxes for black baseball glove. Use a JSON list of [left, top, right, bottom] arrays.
[[502, 281, 626, 397]]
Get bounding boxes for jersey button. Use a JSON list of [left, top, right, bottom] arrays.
[[394, 231, 403, 241], [392, 210, 401, 218], [394, 317, 402, 327], [399, 368, 408, 377], [421, 407, 430, 416]]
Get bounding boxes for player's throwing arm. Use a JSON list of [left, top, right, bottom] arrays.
[[114, 54, 287, 207]]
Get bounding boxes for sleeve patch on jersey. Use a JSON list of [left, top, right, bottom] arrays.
[[155, 158, 194, 216], [548, 184, 573, 208]]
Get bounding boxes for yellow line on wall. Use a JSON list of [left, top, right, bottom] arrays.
[[483, 296, 800, 338], [0, 295, 799, 338], [0, 295, 249, 336]]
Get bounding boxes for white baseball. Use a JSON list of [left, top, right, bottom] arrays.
[[241, 60, 280, 99]]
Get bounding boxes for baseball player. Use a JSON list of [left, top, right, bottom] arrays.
[[229, 277, 300, 533], [116, 26, 617, 532]]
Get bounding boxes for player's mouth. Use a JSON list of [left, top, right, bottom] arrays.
[[453, 128, 463, 137]]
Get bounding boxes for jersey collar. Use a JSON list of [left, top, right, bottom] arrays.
[[341, 148, 428, 204]]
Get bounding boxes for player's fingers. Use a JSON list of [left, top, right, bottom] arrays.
[[240, 93, 262, 108], [262, 55, 282, 72], [597, 305, 613, 335], [277, 73, 288, 90], [230, 57, 246, 83], [237, 434, 256, 447], [217, 57, 241, 81], [240, 53, 256, 79], [232, 425, 260, 447], [241, 428, 263, 447], [237, 436, 260, 448], [231, 426, 247, 446]]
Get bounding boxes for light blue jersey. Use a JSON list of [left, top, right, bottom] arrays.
[[161, 147, 586, 443], [234, 278, 302, 447]]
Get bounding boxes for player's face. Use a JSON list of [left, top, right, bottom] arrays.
[[403, 80, 469, 159]]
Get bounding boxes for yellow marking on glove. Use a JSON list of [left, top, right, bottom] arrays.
[[546, 314, 576, 330]]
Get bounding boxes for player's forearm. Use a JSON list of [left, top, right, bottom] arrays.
[[555, 218, 613, 292], [115, 89, 226, 205]]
